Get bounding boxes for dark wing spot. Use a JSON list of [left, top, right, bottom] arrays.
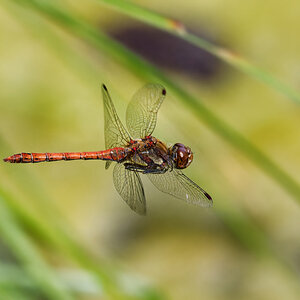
[[102, 84, 107, 91], [162, 88, 166, 95], [204, 191, 212, 201]]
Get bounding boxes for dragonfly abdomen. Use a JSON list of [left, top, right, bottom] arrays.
[[3, 148, 126, 164]]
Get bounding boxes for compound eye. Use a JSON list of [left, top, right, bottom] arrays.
[[172, 143, 193, 169]]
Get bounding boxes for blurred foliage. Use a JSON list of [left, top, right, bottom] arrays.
[[1, 0, 300, 299]]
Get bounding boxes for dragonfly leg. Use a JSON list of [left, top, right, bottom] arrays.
[[124, 163, 147, 172], [124, 162, 167, 174], [124, 163, 141, 171], [142, 168, 167, 174]]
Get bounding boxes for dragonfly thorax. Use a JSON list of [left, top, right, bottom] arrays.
[[170, 143, 193, 169]]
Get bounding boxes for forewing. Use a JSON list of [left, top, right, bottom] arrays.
[[102, 85, 131, 169], [113, 163, 146, 215], [147, 169, 213, 207], [126, 83, 166, 139]]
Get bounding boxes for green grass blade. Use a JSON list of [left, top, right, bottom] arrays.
[[97, 0, 300, 104], [0, 263, 101, 296], [0, 191, 74, 300], [15, 0, 300, 203], [0, 287, 33, 300], [0, 182, 163, 300]]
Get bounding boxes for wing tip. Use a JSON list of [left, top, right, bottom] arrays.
[[204, 191, 213, 201], [102, 83, 108, 91], [204, 191, 213, 207]]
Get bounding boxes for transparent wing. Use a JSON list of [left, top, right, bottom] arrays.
[[147, 169, 213, 207], [102, 84, 131, 169], [126, 83, 166, 139], [113, 163, 146, 215]]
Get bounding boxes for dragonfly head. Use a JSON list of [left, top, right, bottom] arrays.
[[170, 143, 193, 169]]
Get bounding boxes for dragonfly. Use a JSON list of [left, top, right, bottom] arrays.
[[4, 83, 212, 215]]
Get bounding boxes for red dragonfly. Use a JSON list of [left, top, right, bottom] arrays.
[[4, 84, 212, 214]]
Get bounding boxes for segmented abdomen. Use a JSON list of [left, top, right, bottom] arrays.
[[3, 147, 126, 163]]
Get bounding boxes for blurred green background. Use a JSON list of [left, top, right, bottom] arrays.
[[1, 0, 300, 299]]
